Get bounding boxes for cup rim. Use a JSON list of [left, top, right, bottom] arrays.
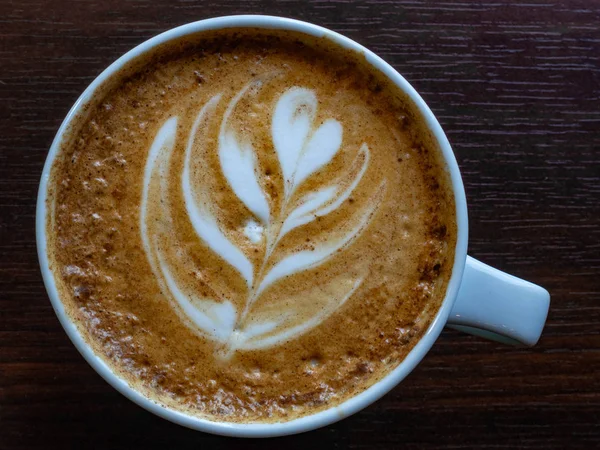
[[36, 15, 469, 437]]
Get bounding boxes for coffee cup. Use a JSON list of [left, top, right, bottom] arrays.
[[37, 15, 550, 437]]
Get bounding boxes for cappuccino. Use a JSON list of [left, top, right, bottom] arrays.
[[45, 29, 456, 422]]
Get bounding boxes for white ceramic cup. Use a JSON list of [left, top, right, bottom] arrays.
[[36, 15, 550, 437]]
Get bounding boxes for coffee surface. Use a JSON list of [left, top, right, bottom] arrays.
[[46, 29, 456, 422]]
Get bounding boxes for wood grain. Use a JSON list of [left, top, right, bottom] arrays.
[[1, 0, 599, 448]]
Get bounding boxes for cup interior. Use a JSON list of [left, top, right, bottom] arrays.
[[36, 15, 469, 437]]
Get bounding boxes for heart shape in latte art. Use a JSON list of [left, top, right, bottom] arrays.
[[140, 82, 386, 356]]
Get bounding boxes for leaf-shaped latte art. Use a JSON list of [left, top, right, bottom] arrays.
[[235, 275, 364, 352], [255, 181, 386, 300], [182, 95, 254, 288], [279, 144, 370, 240], [141, 115, 238, 343], [158, 251, 237, 342], [219, 81, 270, 224], [272, 87, 316, 197], [292, 119, 342, 190], [141, 84, 387, 356]]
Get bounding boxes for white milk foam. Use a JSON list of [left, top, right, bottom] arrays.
[[140, 84, 386, 354]]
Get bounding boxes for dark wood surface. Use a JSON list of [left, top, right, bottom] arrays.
[[1, 1, 599, 448]]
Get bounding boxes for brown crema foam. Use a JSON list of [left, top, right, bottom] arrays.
[[46, 28, 457, 423]]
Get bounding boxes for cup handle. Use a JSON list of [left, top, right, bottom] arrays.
[[447, 256, 550, 346]]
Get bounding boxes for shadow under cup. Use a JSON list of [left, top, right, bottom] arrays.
[[38, 15, 548, 438]]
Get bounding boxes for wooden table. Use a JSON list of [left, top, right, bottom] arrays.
[[2, 1, 599, 448]]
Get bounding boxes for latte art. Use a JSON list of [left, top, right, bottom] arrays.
[[46, 29, 456, 423], [142, 84, 385, 353]]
